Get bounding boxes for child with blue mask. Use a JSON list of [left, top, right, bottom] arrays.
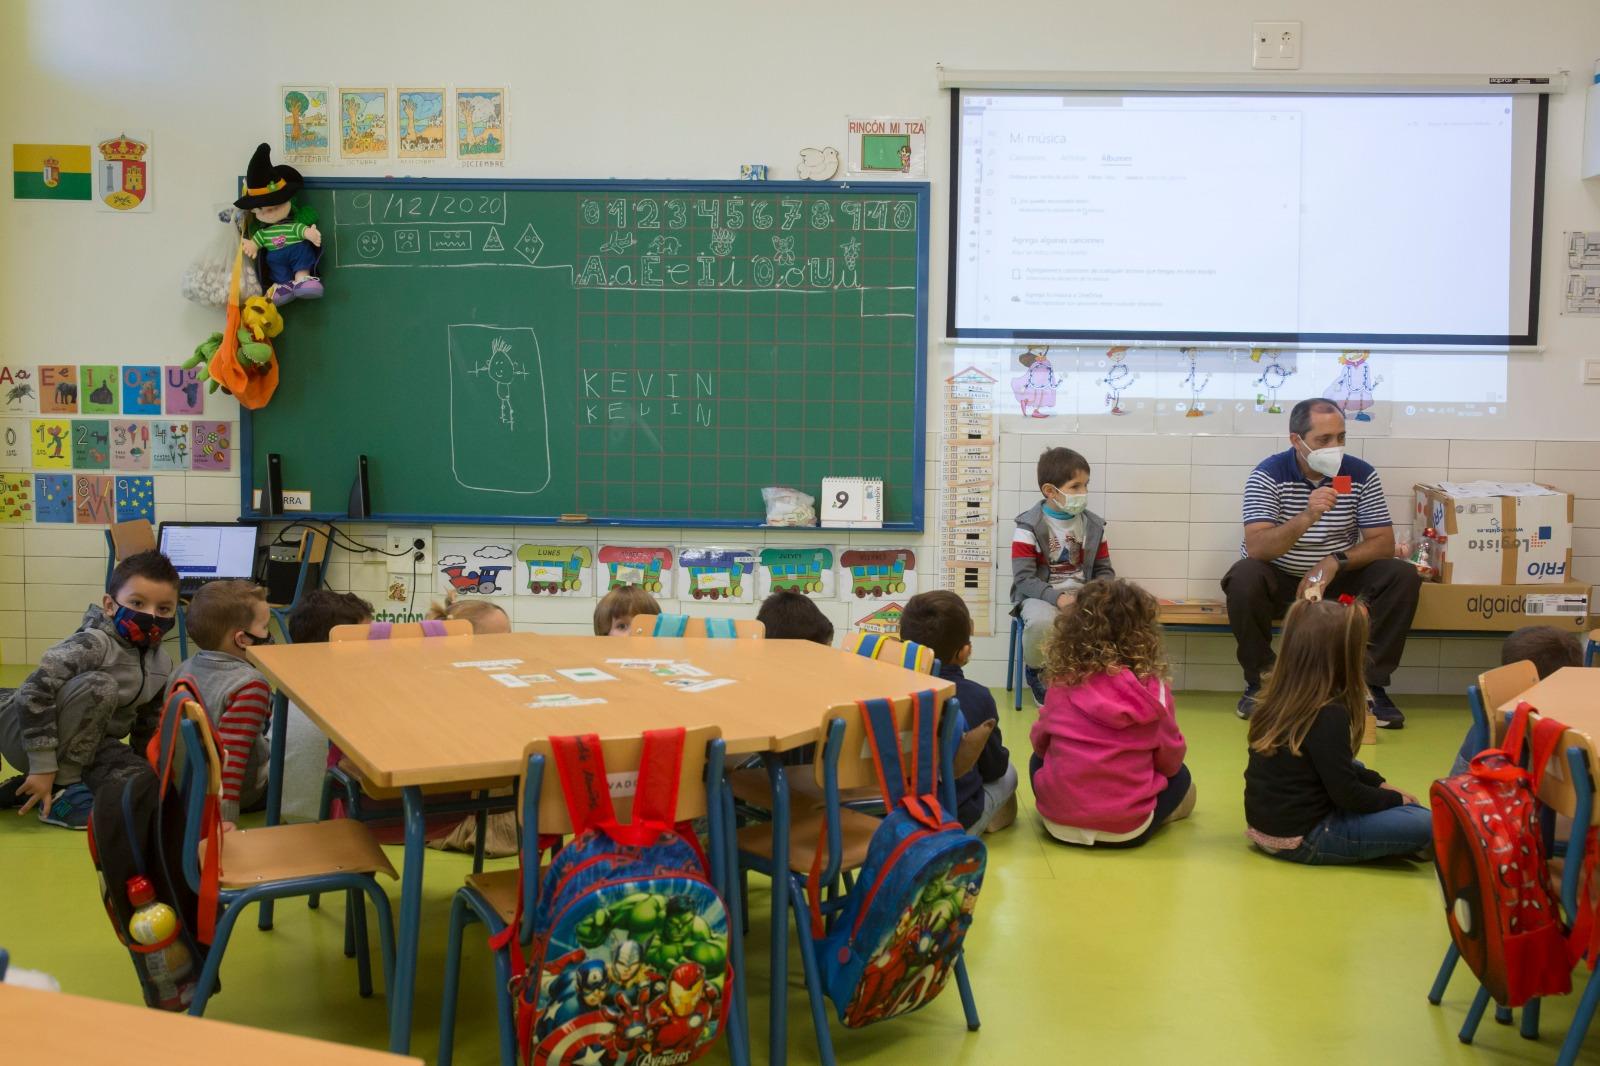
[[0, 550, 179, 829], [1010, 447, 1116, 704]]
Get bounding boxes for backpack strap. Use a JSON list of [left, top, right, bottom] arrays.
[[148, 679, 202, 794], [705, 617, 737, 639], [366, 622, 393, 640], [550, 728, 686, 847], [654, 613, 688, 638], [1470, 701, 1541, 783], [860, 697, 908, 810], [420, 619, 448, 636]]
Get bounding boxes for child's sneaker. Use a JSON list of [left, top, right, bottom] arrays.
[[1370, 687, 1405, 730], [38, 783, 93, 830], [1237, 683, 1261, 720], [1024, 666, 1047, 705]]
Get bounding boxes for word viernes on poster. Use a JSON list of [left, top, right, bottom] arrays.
[[839, 548, 916, 600]]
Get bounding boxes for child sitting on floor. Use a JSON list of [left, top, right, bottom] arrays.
[[900, 590, 1016, 834], [1244, 597, 1431, 865], [170, 579, 275, 827], [755, 589, 835, 644], [1030, 578, 1193, 847], [1448, 625, 1584, 775], [593, 585, 661, 636], [279, 591, 374, 822]]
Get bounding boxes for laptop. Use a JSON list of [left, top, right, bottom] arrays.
[[158, 522, 260, 597]]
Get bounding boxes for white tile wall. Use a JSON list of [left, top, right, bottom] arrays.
[[6, 435, 1595, 695]]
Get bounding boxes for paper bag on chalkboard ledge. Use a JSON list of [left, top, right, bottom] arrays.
[[762, 486, 816, 527]]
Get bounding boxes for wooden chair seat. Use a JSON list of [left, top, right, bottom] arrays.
[[465, 869, 521, 925], [738, 806, 882, 875], [729, 765, 885, 811], [339, 757, 510, 801], [206, 819, 397, 888]]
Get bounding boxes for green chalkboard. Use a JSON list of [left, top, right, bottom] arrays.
[[242, 178, 929, 529]]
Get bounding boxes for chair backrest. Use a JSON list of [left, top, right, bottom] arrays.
[[845, 632, 938, 675], [177, 703, 225, 892], [328, 618, 472, 642], [632, 614, 765, 639], [513, 726, 726, 941], [1465, 684, 1492, 753], [810, 689, 958, 793], [1480, 660, 1541, 727], [297, 526, 331, 565], [110, 519, 157, 560]]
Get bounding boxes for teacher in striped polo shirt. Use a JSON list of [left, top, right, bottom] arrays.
[[1221, 398, 1421, 727]]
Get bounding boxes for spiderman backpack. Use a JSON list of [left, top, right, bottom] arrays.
[[1430, 701, 1576, 1007], [496, 728, 732, 1066], [809, 691, 986, 1028]]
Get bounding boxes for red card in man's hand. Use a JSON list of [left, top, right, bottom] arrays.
[[1333, 475, 1353, 494]]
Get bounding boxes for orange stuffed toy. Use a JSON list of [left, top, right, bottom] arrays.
[[207, 242, 279, 408]]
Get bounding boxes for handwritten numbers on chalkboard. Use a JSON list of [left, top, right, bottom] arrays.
[[694, 199, 720, 228], [893, 201, 915, 230], [865, 201, 889, 230], [810, 200, 833, 230], [581, 199, 601, 224], [780, 199, 802, 231], [605, 198, 626, 228], [751, 200, 772, 230], [840, 201, 863, 230], [634, 198, 659, 228], [725, 197, 745, 229], [665, 199, 687, 229]]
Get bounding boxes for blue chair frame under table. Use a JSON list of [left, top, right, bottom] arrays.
[[1008, 616, 1027, 711], [1426, 737, 1594, 1055], [0, 947, 8, 981], [438, 728, 750, 1066], [1586, 630, 1598, 667], [175, 708, 397, 1018], [267, 526, 328, 643], [737, 691, 979, 1066]]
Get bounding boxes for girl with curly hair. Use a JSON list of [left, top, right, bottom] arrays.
[[1029, 579, 1195, 847]]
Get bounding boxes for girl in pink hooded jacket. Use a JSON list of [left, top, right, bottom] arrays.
[[1029, 579, 1196, 847]]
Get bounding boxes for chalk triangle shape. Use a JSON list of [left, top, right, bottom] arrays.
[[483, 226, 504, 252]]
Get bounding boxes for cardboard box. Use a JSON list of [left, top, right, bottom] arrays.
[[1412, 481, 1575, 585], [1409, 581, 1592, 632]]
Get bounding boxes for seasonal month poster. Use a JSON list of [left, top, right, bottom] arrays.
[[396, 88, 447, 160], [338, 88, 389, 160], [454, 88, 506, 163], [281, 86, 330, 165]]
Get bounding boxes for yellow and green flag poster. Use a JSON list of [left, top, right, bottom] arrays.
[[12, 143, 91, 201]]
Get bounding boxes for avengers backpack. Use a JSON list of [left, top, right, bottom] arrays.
[[1430, 702, 1575, 1007], [809, 691, 986, 1028], [496, 728, 732, 1066]]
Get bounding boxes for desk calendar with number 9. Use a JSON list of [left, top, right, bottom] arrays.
[[821, 477, 884, 528]]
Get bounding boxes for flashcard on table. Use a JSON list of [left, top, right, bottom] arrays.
[[606, 658, 674, 669], [0, 366, 38, 413], [558, 667, 617, 683], [71, 419, 110, 470], [530, 693, 608, 709], [515, 544, 593, 597], [74, 473, 114, 525], [149, 421, 190, 471], [437, 538, 516, 598], [596, 545, 673, 592], [111, 421, 151, 470], [37, 366, 77, 414], [31, 419, 71, 470], [121, 366, 161, 415], [757, 547, 836, 599], [34, 474, 72, 523], [0, 474, 32, 524], [452, 658, 524, 670], [190, 421, 231, 471], [164, 366, 204, 415], [114, 475, 155, 523], [837, 548, 917, 602], [650, 662, 710, 679], [1333, 475, 1352, 495], [488, 672, 556, 688], [80, 365, 119, 414], [0, 419, 26, 468], [665, 677, 737, 693], [676, 546, 758, 604]]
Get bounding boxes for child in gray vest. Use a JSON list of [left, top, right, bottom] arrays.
[[170, 580, 274, 826]]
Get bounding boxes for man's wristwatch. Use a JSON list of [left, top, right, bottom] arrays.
[[1330, 551, 1350, 571]]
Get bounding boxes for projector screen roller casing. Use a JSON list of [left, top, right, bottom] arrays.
[[949, 89, 1548, 347]]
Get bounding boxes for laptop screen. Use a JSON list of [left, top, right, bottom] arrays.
[[159, 524, 258, 581]]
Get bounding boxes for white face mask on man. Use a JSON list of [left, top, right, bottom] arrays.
[[1295, 437, 1344, 479]]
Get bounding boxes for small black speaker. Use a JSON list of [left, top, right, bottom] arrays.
[[266, 453, 284, 515], [348, 454, 371, 519]]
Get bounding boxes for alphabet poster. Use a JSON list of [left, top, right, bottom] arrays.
[[81, 365, 119, 414], [164, 366, 203, 415], [0, 366, 37, 414], [122, 366, 161, 415], [38, 365, 77, 414]]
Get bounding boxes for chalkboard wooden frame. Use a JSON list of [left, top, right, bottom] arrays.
[[239, 176, 930, 530]]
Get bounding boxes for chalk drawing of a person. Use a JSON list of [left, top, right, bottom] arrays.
[[1250, 348, 1296, 414], [1324, 350, 1382, 422], [473, 336, 528, 429], [1011, 347, 1060, 419], [1178, 348, 1211, 418], [1101, 346, 1135, 416]]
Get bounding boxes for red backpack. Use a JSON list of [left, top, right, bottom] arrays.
[[1430, 702, 1579, 1007]]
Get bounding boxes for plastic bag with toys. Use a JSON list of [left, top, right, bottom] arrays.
[[180, 207, 263, 308]]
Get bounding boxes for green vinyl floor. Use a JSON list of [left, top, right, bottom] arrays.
[[5, 687, 1600, 1065]]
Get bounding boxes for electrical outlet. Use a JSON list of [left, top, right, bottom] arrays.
[[386, 527, 433, 574], [1252, 20, 1302, 70]]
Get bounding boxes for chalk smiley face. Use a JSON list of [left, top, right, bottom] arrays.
[[356, 230, 384, 258]]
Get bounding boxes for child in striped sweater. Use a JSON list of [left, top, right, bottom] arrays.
[[169, 580, 274, 827]]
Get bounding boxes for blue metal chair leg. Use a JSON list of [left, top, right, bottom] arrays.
[[310, 774, 337, 911], [352, 888, 373, 998], [1427, 944, 1458, 1005], [473, 804, 489, 874], [954, 952, 981, 1031], [438, 893, 473, 1066], [722, 778, 751, 1065], [344, 891, 357, 958], [1558, 970, 1600, 1066], [787, 877, 836, 1066], [491, 935, 517, 1066], [1495, 1003, 1513, 1025], [1520, 997, 1540, 1040], [360, 876, 396, 994], [389, 785, 427, 1054], [188, 901, 246, 1016], [1012, 618, 1025, 712], [765, 755, 791, 1066], [1460, 985, 1492, 1043], [1004, 617, 1017, 693]]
